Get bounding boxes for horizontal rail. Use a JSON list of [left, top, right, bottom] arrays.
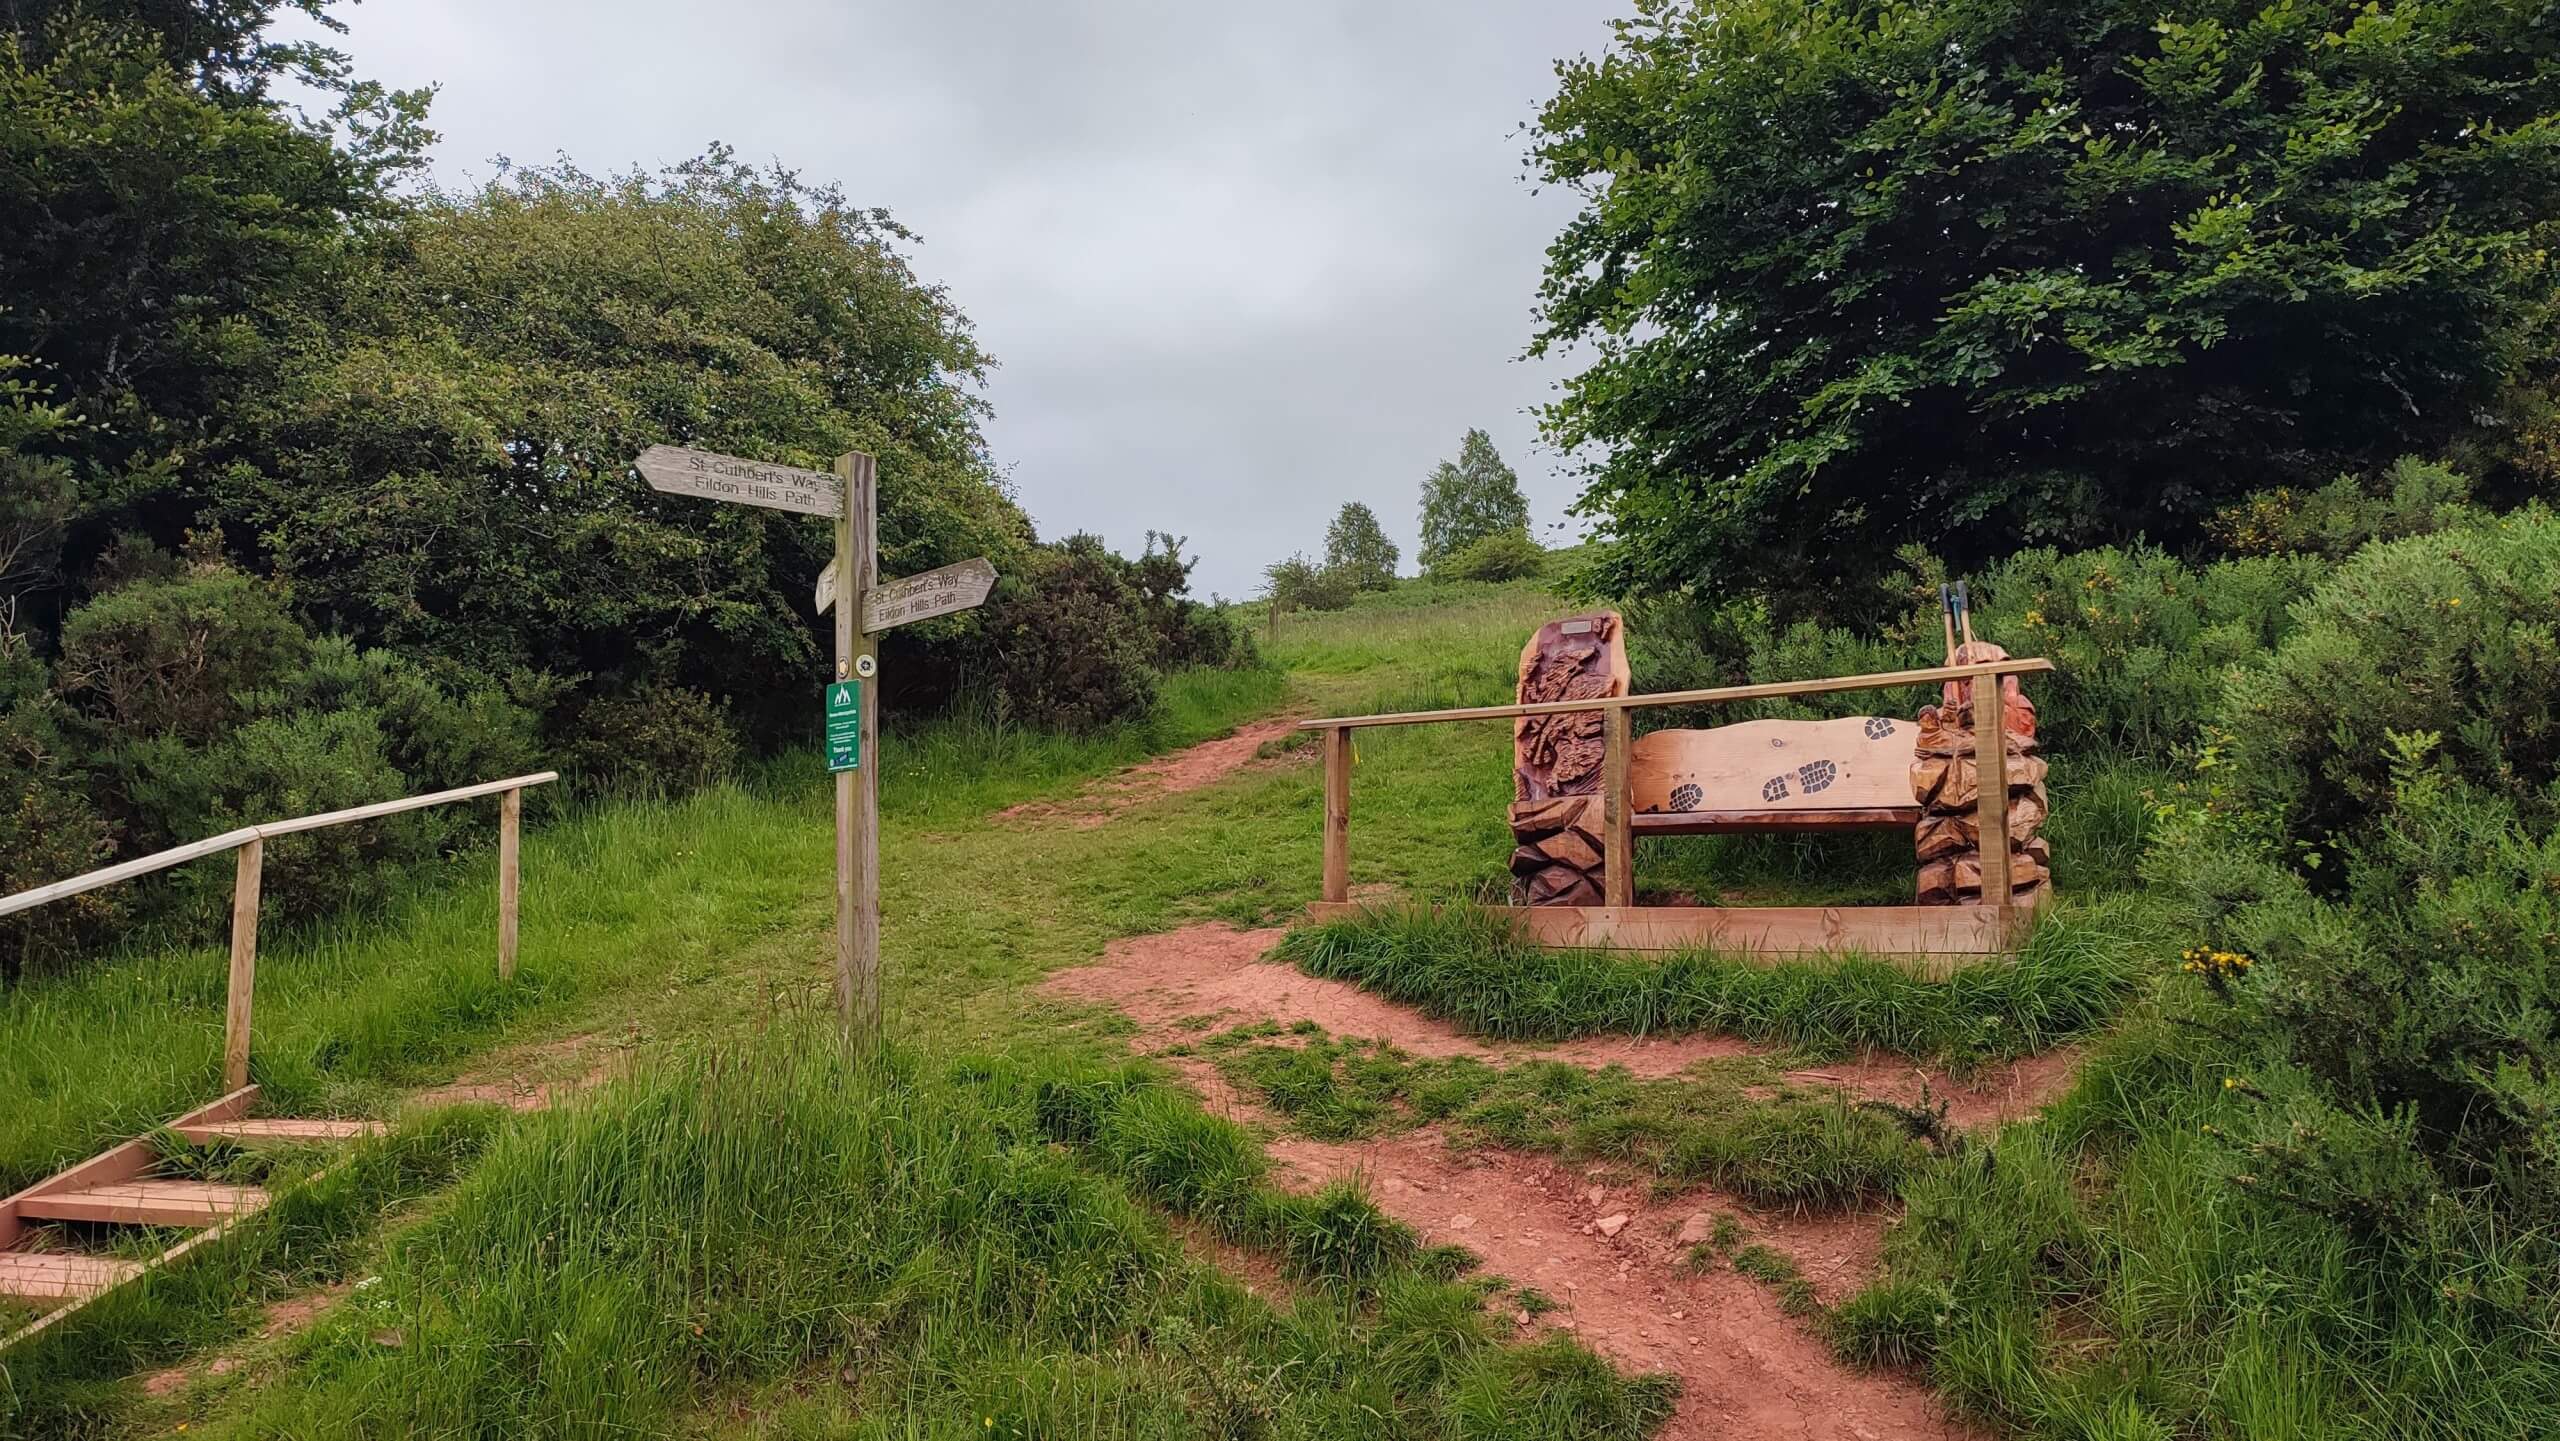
[[1299, 658, 2054, 732], [0, 771, 559, 920]]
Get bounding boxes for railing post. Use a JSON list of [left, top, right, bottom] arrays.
[[1322, 725, 1352, 903], [1602, 704, 1634, 908], [223, 838, 263, 1091], [497, 787, 521, 981], [1974, 673, 2012, 917]]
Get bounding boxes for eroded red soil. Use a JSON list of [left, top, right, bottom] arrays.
[[1047, 921, 2069, 1441], [1268, 1129, 1984, 1441], [995, 716, 1306, 828]]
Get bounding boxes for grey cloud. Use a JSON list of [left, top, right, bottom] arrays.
[[294, 0, 1620, 595]]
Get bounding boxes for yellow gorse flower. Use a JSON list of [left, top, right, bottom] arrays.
[[2180, 946, 2253, 977]]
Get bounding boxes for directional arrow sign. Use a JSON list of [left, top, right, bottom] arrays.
[[816, 559, 838, 615], [863, 556, 997, 634], [635, 444, 841, 518]]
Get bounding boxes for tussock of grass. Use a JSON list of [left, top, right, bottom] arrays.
[[194, 1033, 1676, 1439], [1210, 1031, 1923, 1211], [1835, 999, 2560, 1438], [1278, 899, 2166, 1065]]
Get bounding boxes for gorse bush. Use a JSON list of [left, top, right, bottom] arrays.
[[2199, 507, 2560, 858], [1429, 530, 1546, 584], [1266, 552, 1359, 613], [2210, 457, 2489, 560], [973, 533, 1252, 737], [2150, 512, 2560, 1250], [1976, 544, 2316, 760], [1620, 536, 2324, 761], [2, 555, 550, 956], [2192, 745, 2560, 1252]]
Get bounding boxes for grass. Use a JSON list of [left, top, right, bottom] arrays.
[[1832, 990, 2560, 1440], [0, 665, 1287, 1196], [0, 560, 2224, 1439], [1278, 898, 2168, 1067], [1204, 1028, 1926, 1211], [191, 1029, 1677, 1440], [0, 1106, 501, 1437]]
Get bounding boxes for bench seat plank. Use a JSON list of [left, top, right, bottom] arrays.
[[1633, 715, 1916, 821], [1631, 806, 1920, 835]]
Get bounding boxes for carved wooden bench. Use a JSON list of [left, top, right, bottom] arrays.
[[1508, 612, 2048, 909]]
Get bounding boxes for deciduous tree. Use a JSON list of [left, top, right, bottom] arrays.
[[1323, 502, 1399, 589], [1419, 429, 1530, 569], [1532, 0, 2560, 616]]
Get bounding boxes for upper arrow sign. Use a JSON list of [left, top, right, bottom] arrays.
[[864, 556, 998, 633], [635, 444, 842, 518]]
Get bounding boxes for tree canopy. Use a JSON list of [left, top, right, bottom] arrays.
[[215, 151, 1033, 741], [1323, 502, 1399, 589], [1532, 0, 2560, 613], [1419, 429, 1531, 569]]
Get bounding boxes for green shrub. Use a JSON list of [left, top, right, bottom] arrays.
[[1430, 529, 1546, 584], [25, 564, 553, 941], [2174, 743, 2560, 1251], [55, 564, 308, 743], [1265, 552, 1358, 612], [1621, 542, 2320, 762], [2200, 508, 2560, 857], [2210, 457, 2488, 561], [561, 681, 740, 795], [976, 535, 1163, 734], [0, 641, 116, 982]]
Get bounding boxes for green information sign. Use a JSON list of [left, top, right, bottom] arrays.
[[825, 680, 860, 772]]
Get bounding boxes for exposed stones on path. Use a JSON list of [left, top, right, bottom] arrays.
[[1045, 922, 2082, 1127], [994, 716, 1308, 829]]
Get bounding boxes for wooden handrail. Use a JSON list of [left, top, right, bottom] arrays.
[[0, 771, 559, 919], [1299, 657, 2053, 732], [1, 769, 560, 1090]]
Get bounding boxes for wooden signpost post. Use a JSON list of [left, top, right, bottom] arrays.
[[637, 444, 996, 1053]]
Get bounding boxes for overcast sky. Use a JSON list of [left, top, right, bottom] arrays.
[[283, 1, 1623, 598]]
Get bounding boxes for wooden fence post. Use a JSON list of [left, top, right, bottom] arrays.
[[1322, 726, 1352, 903], [223, 839, 263, 1091], [497, 788, 521, 981], [1974, 675, 2012, 915], [1602, 705, 1635, 908]]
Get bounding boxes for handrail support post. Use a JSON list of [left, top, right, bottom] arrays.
[[223, 839, 263, 1091], [1602, 706, 1634, 907], [497, 787, 522, 981], [1322, 726, 1352, 903]]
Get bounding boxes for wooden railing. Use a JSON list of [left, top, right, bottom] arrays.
[[1, 772, 560, 1088], [1300, 658, 2053, 916]]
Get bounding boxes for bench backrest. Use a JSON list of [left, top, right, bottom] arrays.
[[1630, 715, 1914, 817]]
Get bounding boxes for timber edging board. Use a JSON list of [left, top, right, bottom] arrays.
[[1302, 901, 2015, 976]]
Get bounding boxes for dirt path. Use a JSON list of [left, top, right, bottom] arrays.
[[1046, 921, 2057, 1441], [1046, 924, 2078, 1127], [995, 715, 1306, 829], [1266, 1125, 1981, 1441]]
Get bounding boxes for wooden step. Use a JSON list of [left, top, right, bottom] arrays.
[[0, 1252, 143, 1301], [17, 1180, 269, 1228], [173, 1117, 384, 1148]]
